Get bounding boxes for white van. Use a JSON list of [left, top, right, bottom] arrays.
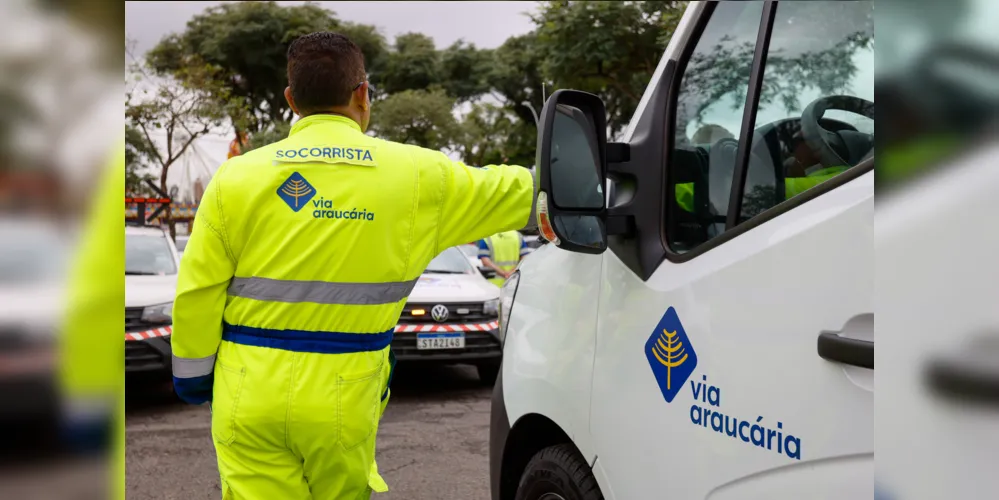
[[125, 225, 180, 376], [490, 2, 875, 499]]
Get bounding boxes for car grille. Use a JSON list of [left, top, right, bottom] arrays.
[[399, 302, 495, 324], [125, 340, 167, 371], [391, 330, 501, 358], [125, 307, 170, 332]]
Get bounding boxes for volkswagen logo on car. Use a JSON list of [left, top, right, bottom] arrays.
[[431, 304, 449, 323]]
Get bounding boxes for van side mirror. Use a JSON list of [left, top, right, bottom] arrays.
[[536, 90, 608, 254]]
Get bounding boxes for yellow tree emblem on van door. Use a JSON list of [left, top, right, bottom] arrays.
[[651, 329, 688, 390], [281, 179, 313, 209]]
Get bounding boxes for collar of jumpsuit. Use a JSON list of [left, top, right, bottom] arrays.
[[290, 113, 363, 136]]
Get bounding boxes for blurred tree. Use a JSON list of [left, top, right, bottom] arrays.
[[124, 124, 157, 196], [126, 54, 248, 237], [379, 33, 442, 95], [339, 22, 390, 82], [369, 88, 459, 151], [531, 0, 687, 134], [146, 2, 387, 135], [455, 103, 535, 167], [491, 32, 546, 128], [244, 122, 293, 153], [440, 41, 493, 103]]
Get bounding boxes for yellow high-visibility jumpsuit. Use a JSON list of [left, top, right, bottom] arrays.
[[171, 114, 534, 499], [477, 230, 527, 286], [60, 139, 125, 499]]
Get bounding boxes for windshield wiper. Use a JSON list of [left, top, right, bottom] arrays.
[[423, 270, 464, 274], [125, 271, 160, 276]]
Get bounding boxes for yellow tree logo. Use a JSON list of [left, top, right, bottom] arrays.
[[646, 307, 697, 403], [277, 172, 316, 212], [651, 329, 689, 390]]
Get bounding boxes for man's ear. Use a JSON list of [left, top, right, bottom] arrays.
[[356, 82, 369, 112], [284, 87, 300, 116]]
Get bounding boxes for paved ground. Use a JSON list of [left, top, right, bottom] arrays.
[[126, 363, 494, 500]]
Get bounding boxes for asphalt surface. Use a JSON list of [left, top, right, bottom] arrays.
[[126, 363, 494, 500]]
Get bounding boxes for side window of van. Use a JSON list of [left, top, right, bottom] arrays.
[[666, 1, 874, 254], [666, 2, 766, 254], [739, 1, 874, 221]]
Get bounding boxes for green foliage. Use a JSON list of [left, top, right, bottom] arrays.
[[532, 0, 688, 134], [146, 2, 386, 131], [125, 124, 157, 196], [440, 41, 493, 103], [456, 103, 536, 167], [380, 33, 442, 95], [491, 33, 546, 126], [369, 88, 459, 151], [245, 122, 293, 152], [339, 22, 390, 80]]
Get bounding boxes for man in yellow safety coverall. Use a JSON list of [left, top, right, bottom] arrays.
[[476, 230, 528, 286], [171, 32, 535, 499]]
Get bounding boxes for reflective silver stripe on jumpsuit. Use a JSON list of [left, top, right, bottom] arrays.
[[172, 353, 217, 378], [227, 276, 420, 305]]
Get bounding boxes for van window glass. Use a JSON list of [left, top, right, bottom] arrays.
[[666, 1, 764, 254], [126, 234, 177, 275], [739, 1, 874, 220]]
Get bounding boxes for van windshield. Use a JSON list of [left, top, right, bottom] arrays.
[[126, 234, 177, 275], [424, 248, 472, 275]]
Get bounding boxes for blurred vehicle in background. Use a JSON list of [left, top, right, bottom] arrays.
[[125, 225, 179, 378], [459, 242, 500, 281], [393, 247, 503, 385], [174, 235, 189, 258], [0, 217, 70, 454], [459, 242, 482, 268]]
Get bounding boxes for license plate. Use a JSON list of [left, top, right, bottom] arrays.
[[416, 332, 465, 350]]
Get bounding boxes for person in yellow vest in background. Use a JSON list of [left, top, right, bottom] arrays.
[[170, 32, 534, 500], [477, 229, 529, 287]]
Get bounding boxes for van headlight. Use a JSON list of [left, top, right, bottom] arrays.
[[141, 302, 173, 324], [498, 271, 520, 343], [483, 299, 499, 316]]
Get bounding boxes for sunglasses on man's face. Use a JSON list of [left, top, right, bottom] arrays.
[[353, 81, 376, 102]]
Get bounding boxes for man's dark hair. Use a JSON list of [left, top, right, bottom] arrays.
[[287, 32, 366, 115]]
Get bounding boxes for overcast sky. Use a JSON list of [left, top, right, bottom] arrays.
[[124, 1, 538, 200]]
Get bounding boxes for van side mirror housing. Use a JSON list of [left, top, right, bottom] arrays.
[[535, 90, 609, 254]]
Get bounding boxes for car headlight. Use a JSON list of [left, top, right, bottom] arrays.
[[483, 298, 499, 316], [498, 271, 520, 344], [141, 302, 173, 324]]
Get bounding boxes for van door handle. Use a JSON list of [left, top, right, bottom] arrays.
[[817, 332, 874, 369], [925, 333, 999, 405]]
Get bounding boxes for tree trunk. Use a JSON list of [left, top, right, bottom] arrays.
[[160, 172, 175, 240]]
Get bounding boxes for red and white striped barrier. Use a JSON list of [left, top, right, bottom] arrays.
[[394, 321, 498, 333], [126, 326, 172, 341], [125, 321, 499, 341]]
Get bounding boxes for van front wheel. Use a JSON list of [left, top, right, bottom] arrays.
[[514, 444, 603, 500]]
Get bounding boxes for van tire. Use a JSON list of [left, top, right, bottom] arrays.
[[476, 361, 501, 386], [514, 444, 603, 500]]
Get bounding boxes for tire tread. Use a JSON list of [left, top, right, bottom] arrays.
[[516, 443, 603, 500]]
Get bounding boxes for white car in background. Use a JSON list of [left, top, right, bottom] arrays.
[[125, 225, 180, 377], [392, 246, 503, 385], [0, 217, 70, 431]]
